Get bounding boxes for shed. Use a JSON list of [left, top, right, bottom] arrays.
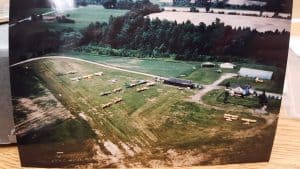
[[164, 78, 195, 88], [238, 67, 273, 80], [201, 62, 216, 68], [220, 62, 236, 69]]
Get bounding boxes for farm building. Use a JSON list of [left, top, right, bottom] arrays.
[[238, 67, 273, 80], [201, 62, 216, 68], [164, 78, 195, 88], [220, 63, 236, 69]]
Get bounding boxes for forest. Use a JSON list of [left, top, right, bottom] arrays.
[[79, 10, 290, 68]]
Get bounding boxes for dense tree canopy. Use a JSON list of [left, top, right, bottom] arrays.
[[80, 10, 290, 68]]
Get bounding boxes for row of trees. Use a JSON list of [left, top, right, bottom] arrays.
[[80, 10, 290, 68]]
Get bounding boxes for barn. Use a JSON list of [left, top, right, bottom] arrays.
[[238, 67, 273, 80], [164, 78, 195, 88], [220, 62, 236, 69]]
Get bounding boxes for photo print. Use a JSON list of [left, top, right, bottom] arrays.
[[9, 0, 293, 167]]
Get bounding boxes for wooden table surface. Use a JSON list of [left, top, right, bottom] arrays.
[[1, 0, 300, 168]]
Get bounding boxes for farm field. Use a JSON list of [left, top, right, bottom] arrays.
[[162, 6, 290, 18], [150, 0, 172, 6], [148, 10, 291, 32], [11, 57, 277, 167], [46, 6, 129, 31]]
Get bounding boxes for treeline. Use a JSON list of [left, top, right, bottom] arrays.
[[80, 12, 290, 68], [102, 0, 161, 11], [9, 21, 61, 64]]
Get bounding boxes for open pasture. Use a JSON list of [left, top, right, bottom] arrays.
[[47, 6, 129, 31]]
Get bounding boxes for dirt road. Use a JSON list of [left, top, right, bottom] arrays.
[[190, 73, 237, 103], [187, 72, 279, 134]]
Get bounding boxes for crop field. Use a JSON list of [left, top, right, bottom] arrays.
[[11, 57, 278, 167], [148, 10, 290, 32], [47, 6, 129, 31]]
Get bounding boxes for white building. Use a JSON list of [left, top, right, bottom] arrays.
[[201, 62, 216, 68], [238, 67, 273, 80], [220, 62, 236, 69]]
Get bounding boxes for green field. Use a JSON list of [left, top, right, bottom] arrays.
[[11, 58, 277, 166], [69, 52, 198, 78], [47, 6, 129, 31], [185, 68, 237, 85]]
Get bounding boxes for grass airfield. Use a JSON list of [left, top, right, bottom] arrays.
[[11, 57, 278, 167]]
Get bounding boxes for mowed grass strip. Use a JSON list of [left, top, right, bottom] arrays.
[[69, 52, 198, 78], [184, 68, 221, 85]]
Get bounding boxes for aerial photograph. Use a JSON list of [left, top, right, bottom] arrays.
[[9, 0, 292, 168]]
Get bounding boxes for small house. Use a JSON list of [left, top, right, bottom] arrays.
[[238, 67, 273, 80]]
